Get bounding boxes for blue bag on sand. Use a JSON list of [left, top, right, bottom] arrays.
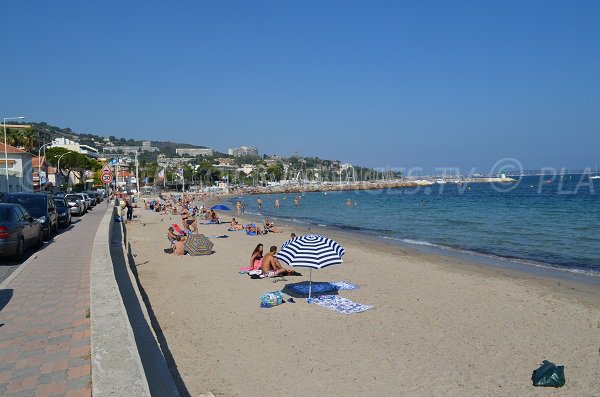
[[260, 291, 284, 308]]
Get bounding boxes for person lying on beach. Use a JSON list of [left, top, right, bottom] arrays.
[[263, 218, 282, 233], [261, 246, 300, 277], [172, 235, 186, 256], [230, 218, 244, 231], [181, 209, 198, 233]]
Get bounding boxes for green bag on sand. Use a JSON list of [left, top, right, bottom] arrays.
[[531, 360, 565, 387]]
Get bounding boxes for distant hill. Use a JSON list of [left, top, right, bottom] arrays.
[[27, 122, 209, 153]]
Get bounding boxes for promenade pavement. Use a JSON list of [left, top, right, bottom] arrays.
[[0, 205, 105, 397]]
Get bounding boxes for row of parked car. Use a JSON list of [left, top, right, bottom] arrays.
[[0, 190, 105, 261]]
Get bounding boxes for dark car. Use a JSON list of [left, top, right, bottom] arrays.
[[2, 193, 58, 241], [86, 191, 102, 204], [53, 196, 72, 227], [0, 203, 43, 260]]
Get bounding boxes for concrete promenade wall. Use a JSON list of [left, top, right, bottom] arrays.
[[91, 203, 179, 396]]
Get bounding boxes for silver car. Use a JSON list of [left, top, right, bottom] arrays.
[[0, 203, 43, 260], [70, 193, 89, 212], [64, 194, 85, 215]]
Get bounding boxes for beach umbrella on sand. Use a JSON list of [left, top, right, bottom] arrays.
[[276, 234, 345, 301], [210, 204, 231, 211], [184, 234, 214, 256]]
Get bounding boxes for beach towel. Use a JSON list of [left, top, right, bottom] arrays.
[[172, 224, 186, 235], [311, 295, 373, 314], [287, 282, 359, 295], [241, 259, 264, 273]]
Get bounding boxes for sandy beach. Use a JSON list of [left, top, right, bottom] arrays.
[[125, 196, 600, 397]]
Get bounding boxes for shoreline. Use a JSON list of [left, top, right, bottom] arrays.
[[233, 207, 600, 306]]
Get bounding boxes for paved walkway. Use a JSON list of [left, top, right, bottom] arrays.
[[0, 206, 105, 397]]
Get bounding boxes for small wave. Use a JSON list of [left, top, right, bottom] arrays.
[[380, 236, 438, 248], [318, 224, 328, 227], [379, 236, 600, 278]]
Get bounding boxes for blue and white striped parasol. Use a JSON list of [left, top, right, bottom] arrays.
[[276, 234, 346, 301]]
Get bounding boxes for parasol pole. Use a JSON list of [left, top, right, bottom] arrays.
[[308, 268, 313, 302]]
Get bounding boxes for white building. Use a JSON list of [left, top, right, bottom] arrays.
[[232, 146, 259, 158], [175, 148, 213, 157], [0, 143, 34, 193], [51, 137, 100, 158]]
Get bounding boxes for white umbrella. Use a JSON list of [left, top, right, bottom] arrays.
[[276, 234, 345, 301]]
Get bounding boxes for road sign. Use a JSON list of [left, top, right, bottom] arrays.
[[101, 164, 112, 174], [101, 173, 113, 184]]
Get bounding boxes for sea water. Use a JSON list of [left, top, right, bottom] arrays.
[[233, 175, 600, 277]]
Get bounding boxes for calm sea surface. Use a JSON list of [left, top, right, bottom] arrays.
[[232, 175, 600, 276]]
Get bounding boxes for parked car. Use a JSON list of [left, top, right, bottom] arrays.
[[69, 193, 89, 212], [86, 191, 102, 204], [2, 193, 58, 241], [81, 193, 95, 208], [64, 194, 85, 216], [0, 203, 43, 260], [53, 196, 72, 227]]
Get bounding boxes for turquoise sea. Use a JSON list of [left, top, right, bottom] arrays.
[[233, 175, 600, 276]]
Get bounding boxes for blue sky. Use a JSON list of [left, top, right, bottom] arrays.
[[1, 1, 599, 171]]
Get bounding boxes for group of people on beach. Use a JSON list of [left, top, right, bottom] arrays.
[[245, 241, 301, 278], [157, 192, 288, 258]]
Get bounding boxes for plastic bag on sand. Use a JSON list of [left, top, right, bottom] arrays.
[[531, 360, 565, 387]]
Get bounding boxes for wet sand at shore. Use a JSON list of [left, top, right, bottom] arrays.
[[126, 196, 600, 396]]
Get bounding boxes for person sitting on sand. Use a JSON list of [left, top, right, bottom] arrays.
[[230, 218, 244, 231], [181, 209, 198, 233], [247, 243, 264, 271], [209, 210, 221, 224], [264, 218, 282, 233], [167, 226, 178, 245], [245, 223, 263, 235], [261, 246, 299, 277], [172, 235, 186, 256]]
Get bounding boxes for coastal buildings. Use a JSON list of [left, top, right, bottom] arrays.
[[231, 146, 259, 158], [175, 148, 213, 157], [103, 140, 159, 154], [51, 137, 100, 158]]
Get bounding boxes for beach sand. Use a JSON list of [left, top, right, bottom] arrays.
[[126, 198, 600, 396]]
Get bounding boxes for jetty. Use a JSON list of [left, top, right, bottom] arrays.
[[236, 177, 517, 195]]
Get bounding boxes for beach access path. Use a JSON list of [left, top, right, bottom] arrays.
[[0, 205, 105, 397]]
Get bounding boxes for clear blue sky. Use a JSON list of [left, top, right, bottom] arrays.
[[1, 1, 599, 172]]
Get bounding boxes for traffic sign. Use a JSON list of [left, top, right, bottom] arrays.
[[101, 164, 112, 174], [101, 173, 113, 184]]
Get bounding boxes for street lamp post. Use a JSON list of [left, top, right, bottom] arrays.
[[37, 142, 52, 191], [3, 116, 26, 192], [57, 152, 73, 190], [38, 142, 52, 163]]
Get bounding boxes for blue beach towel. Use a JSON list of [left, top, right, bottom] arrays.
[[312, 295, 373, 314], [287, 281, 359, 295]]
